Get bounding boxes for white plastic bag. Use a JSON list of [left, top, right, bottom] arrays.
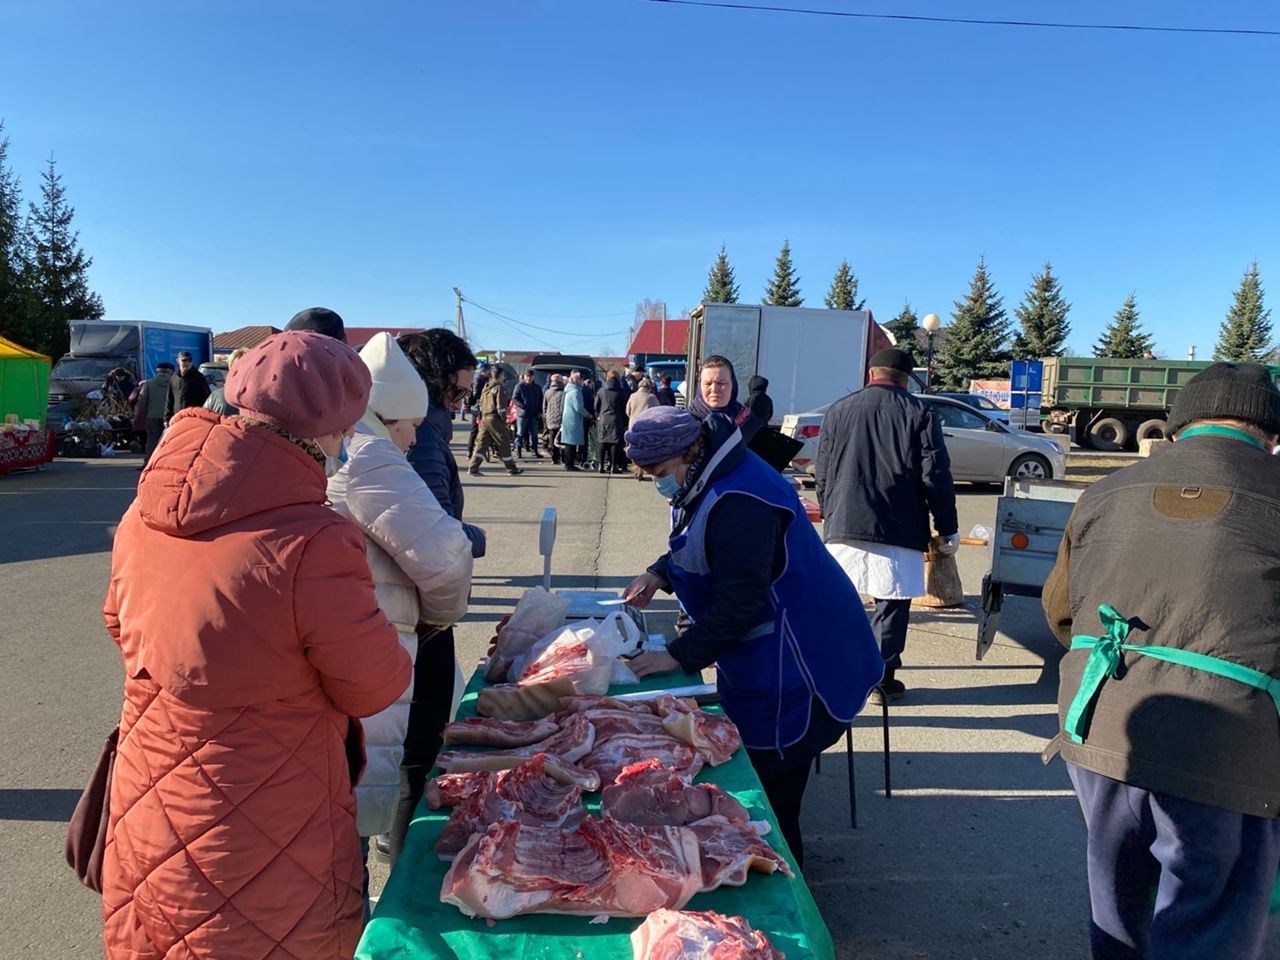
[[485, 588, 572, 681]]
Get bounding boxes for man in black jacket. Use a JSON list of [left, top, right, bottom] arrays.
[[814, 348, 958, 702], [164, 351, 211, 422], [1042, 362, 1280, 960], [511, 371, 544, 459], [745, 375, 773, 425]]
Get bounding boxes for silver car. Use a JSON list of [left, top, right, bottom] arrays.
[[782, 394, 1066, 482]]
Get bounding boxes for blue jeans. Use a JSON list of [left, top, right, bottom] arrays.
[[1068, 764, 1280, 960]]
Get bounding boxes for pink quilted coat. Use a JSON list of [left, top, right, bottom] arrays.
[[101, 409, 411, 960]]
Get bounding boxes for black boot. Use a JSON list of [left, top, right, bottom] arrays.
[[504, 460, 524, 476]]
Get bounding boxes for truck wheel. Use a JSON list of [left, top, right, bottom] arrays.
[[1088, 417, 1128, 451], [1008, 453, 1052, 481], [1136, 419, 1167, 441]]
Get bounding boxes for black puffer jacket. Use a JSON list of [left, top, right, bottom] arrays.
[[814, 383, 957, 551], [594, 379, 627, 444], [407, 405, 486, 557]]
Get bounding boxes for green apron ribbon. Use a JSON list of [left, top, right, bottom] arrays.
[[1065, 604, 1280, 745], [1175, 423, 1268, 450]]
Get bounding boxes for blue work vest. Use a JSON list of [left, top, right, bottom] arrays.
[[667, 450, 884, 752]]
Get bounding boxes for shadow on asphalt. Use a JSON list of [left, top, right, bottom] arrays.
[[0, 788, 82, 822]]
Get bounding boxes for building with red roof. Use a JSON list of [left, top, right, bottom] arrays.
[[625, 318, 690, 358], [212, 326, 281, 358]]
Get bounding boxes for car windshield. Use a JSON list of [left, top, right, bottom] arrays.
[[51, 358, 117, 380]]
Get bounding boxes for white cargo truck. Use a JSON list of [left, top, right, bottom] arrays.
[[686, 303, 892, 422]]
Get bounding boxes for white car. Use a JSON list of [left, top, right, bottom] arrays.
[[781, 394, 1066, 482]]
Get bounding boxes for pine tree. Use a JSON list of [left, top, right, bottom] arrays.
[[885, 301, 920, 350], [1011, 262, 1071, 359], [762, 239, 803, 307], [1214, 261, 1271, 362], [24, 156, 103, 357], [822, 259, 864, 311], [703, 244, 740, 304], [0, 121, 31, 348], [935, 256, 1012, 390], [1094, 293, 1154, 359]]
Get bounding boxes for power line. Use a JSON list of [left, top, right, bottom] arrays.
[[469, 304, 634, 319], [644, 0, 1280, 37], [462, 296, 631, 338]]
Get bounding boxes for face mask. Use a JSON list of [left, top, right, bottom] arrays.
[[324, 438, 349, 478], [654, 473, 680, 499]]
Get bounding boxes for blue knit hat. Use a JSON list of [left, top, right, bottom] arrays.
[[625, 406, 703, 466]]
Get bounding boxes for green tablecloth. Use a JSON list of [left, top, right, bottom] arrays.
[[357, 667, 835, 960]]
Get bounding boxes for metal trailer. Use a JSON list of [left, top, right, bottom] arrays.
[[976, 476, 1088, 660]]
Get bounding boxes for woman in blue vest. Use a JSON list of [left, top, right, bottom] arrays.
[[624, 406, 883, 866]]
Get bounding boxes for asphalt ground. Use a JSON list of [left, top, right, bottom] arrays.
[[2, 426, 1276, 959]]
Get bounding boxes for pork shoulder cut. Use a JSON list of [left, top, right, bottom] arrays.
[[630, 908, 786, 960]]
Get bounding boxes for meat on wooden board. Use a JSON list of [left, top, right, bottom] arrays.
[[441, 817, 704, 920], [630, 908, 786, 960]]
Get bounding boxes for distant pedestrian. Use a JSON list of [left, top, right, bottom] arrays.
[[133, 362, 174, 467], [560, 371, 587, 471], [1043, 362, 1280, 960], [466, 363, 490, 461], [164, 351, 210, 422], [543, 375, 566, 464], [745, 374, 774, 425], [627, 377, 660, 420], [469, 366, 522, 476], [655, 375, 677, 407], [595, 370, 629, 473], [285, 305, 347, 343], [204, 348, 248, 415], [101, 330, 409, 960], [814, 347, 958, 703], [512, 370, 544, 459], [580, 377, 598, 468]]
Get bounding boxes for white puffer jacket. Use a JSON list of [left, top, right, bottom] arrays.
[[327, 416, 474, 836]]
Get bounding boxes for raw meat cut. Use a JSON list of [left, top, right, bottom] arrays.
[[688, 816, 793, 891], [602, 771, 749, 827], [477, 676, 578, 721], [581, 734, 705, 786], [518, 628, 614, 694], [572, 708, 670, 741], [630, 908, 786, 960], [435, 755, 586, 856], [442, 716, 560, 747], [441, 817, 703, 919], [433, 750, 601, 792], [653, 695, 742, 766], [561, 695, 661, 715], [436, 711, 596, 775], [428, 771, 493, 809]]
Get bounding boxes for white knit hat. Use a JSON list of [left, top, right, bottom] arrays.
[[358, 332, 429, 421]]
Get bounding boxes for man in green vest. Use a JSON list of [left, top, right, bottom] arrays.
[[1043, 362, 1280, 960]]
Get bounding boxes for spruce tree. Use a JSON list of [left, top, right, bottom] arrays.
[[1214, 261, 1271, 362], [0, 121, 30, 348], [24, 156, 103, 357], [1011, 262, 1071, 359], [762, 239, 803, 307], [885, 301, 920, 350], [703, 244, 740, 303], [936, 256, 1012, 390], [1094, 293, 1154, 359], [822, 259, 864, 311]]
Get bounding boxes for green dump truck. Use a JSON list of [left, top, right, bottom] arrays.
[[1041, 356, 1280, 450]]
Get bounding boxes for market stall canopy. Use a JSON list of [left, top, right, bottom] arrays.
[[0, 335, 51, 424]]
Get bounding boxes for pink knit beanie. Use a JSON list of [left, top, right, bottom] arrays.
[[226, 331, 371, 438]]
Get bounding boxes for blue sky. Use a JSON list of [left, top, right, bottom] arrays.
[[3, 1, 1277, 359]]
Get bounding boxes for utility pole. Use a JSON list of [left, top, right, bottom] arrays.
[[453, 287, 467, 341]]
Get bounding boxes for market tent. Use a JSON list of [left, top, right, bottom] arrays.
[[0, 335, 51, 423]]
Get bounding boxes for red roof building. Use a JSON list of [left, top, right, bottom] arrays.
[[625, 318, 690, 358], [212, 325, 281, 356]]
